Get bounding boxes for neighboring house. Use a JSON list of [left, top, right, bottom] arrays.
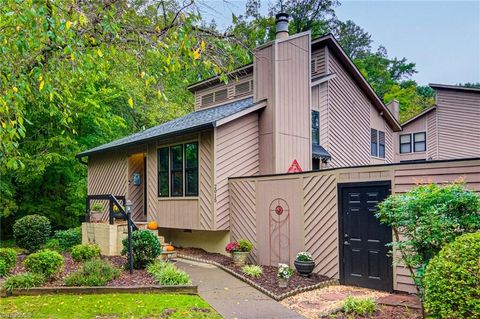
[[393, 84, 480, 162]]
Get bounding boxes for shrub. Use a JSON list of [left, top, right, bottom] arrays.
[[23, 249, 64, 278], [13, 215, 51, 253], [423, 232, 480, 319], [376, 182, 480, 293], [121, 230, 161, 269], [64, 258, 120, 286], [3, 273, 45, 291], [147, 261, 191, 285], [43, 239, 62, 252], [342, 297, 377, 316], [242, 265, 263, 278], [71, 244, 101, 262], [0, 248, 17, 276], [53, 227, 81, 251], [238, 239, 254, 252]]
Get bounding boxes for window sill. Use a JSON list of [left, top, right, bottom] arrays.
[[157, 197, 199, 201], [370, 156, 386, 160], [399, 151, 426, 155]]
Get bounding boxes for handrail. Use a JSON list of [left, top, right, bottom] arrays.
[[110, 195, 138, 231], [85, 194, 138, 231]]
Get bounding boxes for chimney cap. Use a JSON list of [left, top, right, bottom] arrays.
[[275, 12, 289, 20], [275, 12, 289, 39]]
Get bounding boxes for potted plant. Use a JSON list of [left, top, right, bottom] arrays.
[[89, 203, 104, 223], [294, 251, 315, 276], [277, 263, 293, 287], [225, 239, 253, 266]]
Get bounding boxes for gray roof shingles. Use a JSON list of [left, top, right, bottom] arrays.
[[312, 144, 331, 159], [78, 97, 255, 157]]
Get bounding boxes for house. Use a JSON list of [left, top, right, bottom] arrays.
[[393, 84, 480, 163], [77, 13, 480, 293]]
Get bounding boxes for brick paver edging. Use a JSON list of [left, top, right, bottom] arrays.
[[176, 254, 338, 301], [0, 285, 197, 297]]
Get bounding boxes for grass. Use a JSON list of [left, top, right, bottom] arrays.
[[0, 293, 221, 319]]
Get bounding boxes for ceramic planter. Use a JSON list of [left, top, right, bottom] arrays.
[[294, 260, 315, 277], [89, 211, 103, 223], [231, 251, 249, 266], [278, 277, 289, 288]]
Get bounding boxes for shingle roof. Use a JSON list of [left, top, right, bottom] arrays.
[[312, 144, 331, 160], [77, 97, 255, 157]]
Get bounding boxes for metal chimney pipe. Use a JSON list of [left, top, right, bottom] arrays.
[[275, 12, 289, 40]]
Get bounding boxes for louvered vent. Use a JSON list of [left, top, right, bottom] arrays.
[[311, 59, 316, 74], [235, 81, 251, 96], [214, 89, 228, 102], [201, 93, 214, 106]]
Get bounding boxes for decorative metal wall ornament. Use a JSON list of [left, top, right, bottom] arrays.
[[269, 198, 291, 265]]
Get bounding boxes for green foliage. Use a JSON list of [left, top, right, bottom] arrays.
[[238, 239, 254, 252], [13, 215, 51, 253], [295, 251, 313, 262], [341, 297, 377, 316], [64, 258, 120, 286], [423, 233, 480, 319], [53, 227, 82, 251], [147, 261, 191, 285], [242, 265, 263, 278], [376, 182, 480, 293], [0, 248, 17, 276], [2, 273, 46, 292], [43, 239, 62, 252], [121, 230, 161, 269], [23, 249, 64, 279], [71, 244, 101, 262]]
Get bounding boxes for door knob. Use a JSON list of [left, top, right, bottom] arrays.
[[344, 241, 350, 246]]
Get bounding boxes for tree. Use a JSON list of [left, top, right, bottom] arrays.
[[459, 82, 480, 88], [331, 20, 371, 59]]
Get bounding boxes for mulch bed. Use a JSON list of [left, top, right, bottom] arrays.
[[177, 247, 333, 298], [331, 305, 422, 319], [7, 253, 156, 287]]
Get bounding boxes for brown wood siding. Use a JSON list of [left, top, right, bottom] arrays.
[[275, 33, 312, 172], [311, 47, 326, 76], [199, 131, 214, 229], [426, 109, 438, 160], [146, 143, 158, 221], [194, 76, 253, 110], [127, 153, 145, 221], [229, 159, 480, 293], [394, 113, 428, 162], [215, 113, 260, 230], [229, 180, 257, 262], [436, 89, 480, 159], [311, 82, 329, 149]]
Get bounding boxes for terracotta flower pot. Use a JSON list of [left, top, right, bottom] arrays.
[[231, 251, 249, 266], [294, 260, 315, 277], [278, 277, 289, 288]]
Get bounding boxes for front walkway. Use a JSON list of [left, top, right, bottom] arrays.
[[175, 259, 304, 319]]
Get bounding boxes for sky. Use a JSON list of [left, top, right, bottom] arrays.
[[200, 0, 480, 86]]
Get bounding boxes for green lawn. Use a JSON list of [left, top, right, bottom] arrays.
[[0, 293, 221, 319]]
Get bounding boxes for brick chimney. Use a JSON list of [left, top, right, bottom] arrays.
[[275, 13, 289, 40], [386, 100, 400, 122]]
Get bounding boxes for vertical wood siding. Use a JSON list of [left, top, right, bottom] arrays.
[[436, 89, 480, 159], [127, 153, 145, 221], [311, 47, 326, 76], [215, 113, 260, 230], [229, 180, 257, 262], [229, 159, 480, 293]]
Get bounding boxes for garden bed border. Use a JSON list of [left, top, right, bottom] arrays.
[[176, 254, 338, 301], [0, 285, 197, 298]]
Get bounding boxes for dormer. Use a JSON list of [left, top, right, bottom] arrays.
[[188, 65, 254, 111]]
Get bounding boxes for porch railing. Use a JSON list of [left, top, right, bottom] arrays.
[[85, 194, 138, 231]]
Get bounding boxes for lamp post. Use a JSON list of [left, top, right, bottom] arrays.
[[125, 200, 133, 274]]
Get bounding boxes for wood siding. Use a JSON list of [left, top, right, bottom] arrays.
[[311, 81, 329, 149], [426, 110, 438, 160], [393, 113, 428, 162], [325, 50, 394, 167], [215, 113, 260, 230], [311, 47, 326, 76], [194, 76, 253, 110], [127, 153, 145, 221], [229, 158, 480, 293], [435, 89, 480, 159]]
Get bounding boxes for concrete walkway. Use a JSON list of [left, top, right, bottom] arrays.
[[175, 259, 304, 319]]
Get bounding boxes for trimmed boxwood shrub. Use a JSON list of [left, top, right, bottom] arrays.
[[121, 230, 161, 269], [0, 248, 17, 276], [3, 272, 45, 291], [423, 232, 480, 319], [53, 227, 81, 251], [71, 244, 101, 262], [64, 258, 120, 286], [13, 215, 51, 253], [23, 249, 64, 279]]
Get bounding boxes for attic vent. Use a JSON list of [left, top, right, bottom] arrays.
[[235, 81, 251, 96], [311, 59, 316, 74], [201, 93, 214, 106], [214, 89, 228, 102]]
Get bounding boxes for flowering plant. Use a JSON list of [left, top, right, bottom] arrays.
[[295, 251, 313, 262], [225, 242, 240, 253], [277, 263, 294, 279]]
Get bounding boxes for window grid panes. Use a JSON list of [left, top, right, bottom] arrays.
[[170, 145, 183, 197], [370, 128, 378, 157], [400, 134, 412, 153], [312, 110, 320, 145], [379, 131, 385, 158], [185, 142, 199, 196], [157, 147, 169, 197], [413, 132, 426, 152]]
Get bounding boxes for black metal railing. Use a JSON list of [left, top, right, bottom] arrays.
[[85, 194, 138, 231]]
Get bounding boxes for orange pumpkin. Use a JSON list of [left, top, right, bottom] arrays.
[[165, 245, 175, 252], [147, 221, 158, 230]]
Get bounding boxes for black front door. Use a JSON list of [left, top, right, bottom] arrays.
[[339, 181, 393, 291]]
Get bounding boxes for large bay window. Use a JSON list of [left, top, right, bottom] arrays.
[[158, 142, 198, 197]]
